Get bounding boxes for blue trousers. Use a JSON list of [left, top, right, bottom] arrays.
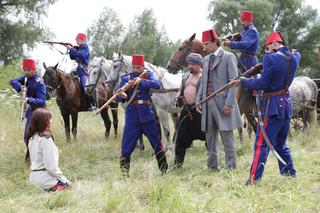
[[239, 56, 258, 73], [121, 120, 164, 157], [248, 116, 296, 183], [77, 72, 87, 92]]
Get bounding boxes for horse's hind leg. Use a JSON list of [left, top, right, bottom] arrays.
[[61, 111, 71, 143], [158, 108, 173, 151], [110, 102, 119, 138], [71, 113, 78, 141], [101, 109, 111, 140]]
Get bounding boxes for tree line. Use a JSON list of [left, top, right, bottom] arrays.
[[1, 0, 320, 76]]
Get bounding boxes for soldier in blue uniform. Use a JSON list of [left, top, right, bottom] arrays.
[[223, 10, 259, 72], [10, 59, 46, 144], [230, 32, 301, 185], [65, 33, 90, 92], [117, 54, 168, 177]]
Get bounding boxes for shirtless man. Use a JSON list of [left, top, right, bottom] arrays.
[[174, 53, 206, 168]]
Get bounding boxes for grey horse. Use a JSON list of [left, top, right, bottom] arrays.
[[289, 76, 318, 130]]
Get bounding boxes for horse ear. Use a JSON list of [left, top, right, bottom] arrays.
[[190, 33, 196, 41], [118, 51, 122, 58], [54, 63, 59, 70], [43, 62, 47, 70]]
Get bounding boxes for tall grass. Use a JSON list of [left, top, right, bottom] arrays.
[[0, 91, 319, 212]]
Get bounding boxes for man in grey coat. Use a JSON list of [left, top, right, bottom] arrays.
[[196, 29, 242, 171]]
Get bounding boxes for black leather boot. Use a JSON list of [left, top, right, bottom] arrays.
[[120, 157, 130, 178], [155, 151, 168, 174], [174, 148, 186, 169]]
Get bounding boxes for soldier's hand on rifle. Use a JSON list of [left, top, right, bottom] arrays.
[[196, 105, 202, 114], [229, 79, 241, 87], [21, 85, 27, 92], [132, 77, 142, 87], [21, 96, 28, 104], [223, 39, 231, 46], [223, 105, 232, 116], [117, 92, 127, 99], [65, 44, 73, 50]]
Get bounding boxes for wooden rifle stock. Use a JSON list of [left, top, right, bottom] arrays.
[[19, 77, 27, 128], [221, 32, 241, 42], [93, 70, 149, 116], [195, 63, 262, 108]]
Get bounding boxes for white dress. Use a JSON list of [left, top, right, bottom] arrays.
[[28, 133, 69, 189]]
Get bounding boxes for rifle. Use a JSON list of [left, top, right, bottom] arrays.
[[195, 63, 263, 108], [19, 77, 27, 129], [221, 32, 241, 42], [43, 41, 79, 50], [93, 70, 149, 116]]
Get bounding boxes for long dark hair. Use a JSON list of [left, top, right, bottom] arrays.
[[25, 108, 53, 164]]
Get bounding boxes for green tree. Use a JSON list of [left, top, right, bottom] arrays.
[[87, 7, 124, 59], [121, 9, 178, 66], [0, 0, 57, 65]]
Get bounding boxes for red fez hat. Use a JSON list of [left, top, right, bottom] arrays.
[[202, 29, 219, 42], [22, 59, 36, 70], [240, 10, 253, 22], [132, 54, 145, 67], [265, 32, 284, 46], [76, 33, 86, 41]]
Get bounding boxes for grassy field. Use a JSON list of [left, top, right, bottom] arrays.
[[0, 90, 319, 213]]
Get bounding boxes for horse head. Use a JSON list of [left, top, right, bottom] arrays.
[[167, 33, 196, 74], [167, 33, 206, 74], [86, 57, 112, 95], [106, 51, 130, 90], [43, 62, 60, 98]]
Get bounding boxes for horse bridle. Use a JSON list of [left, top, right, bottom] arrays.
[[169, 40, 193, 70], [45, 69, 63, 95], [108, 57, 129, 90], [85, 64, 103, 91]]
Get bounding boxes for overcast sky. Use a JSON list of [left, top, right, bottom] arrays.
[[31, 0, 319, 71]]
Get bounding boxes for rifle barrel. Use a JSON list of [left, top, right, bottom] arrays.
[[195, 63, 263, 108]]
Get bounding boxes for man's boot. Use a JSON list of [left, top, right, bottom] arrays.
[[120, 157, 130, 178], [174, 148, 186, 169], [155, 151, 168, 174]]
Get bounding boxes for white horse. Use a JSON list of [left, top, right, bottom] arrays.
[[107, 52, 183, 151], [85, 56, 113, 95], [85, 56, 119, 138]]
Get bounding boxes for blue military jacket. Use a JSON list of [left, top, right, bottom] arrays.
[[230, 24, 259, 55], [10, 74, 46, 117], [230, 24, 259, 71], [118, 71, 161, 125], [241, 47, 301, 119], [69, 43, 90, 76]]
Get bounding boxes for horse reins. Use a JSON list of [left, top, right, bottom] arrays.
[[169, 40, 193, 70]]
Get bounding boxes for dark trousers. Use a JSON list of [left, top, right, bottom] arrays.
[[174, 106, 205, 167]]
